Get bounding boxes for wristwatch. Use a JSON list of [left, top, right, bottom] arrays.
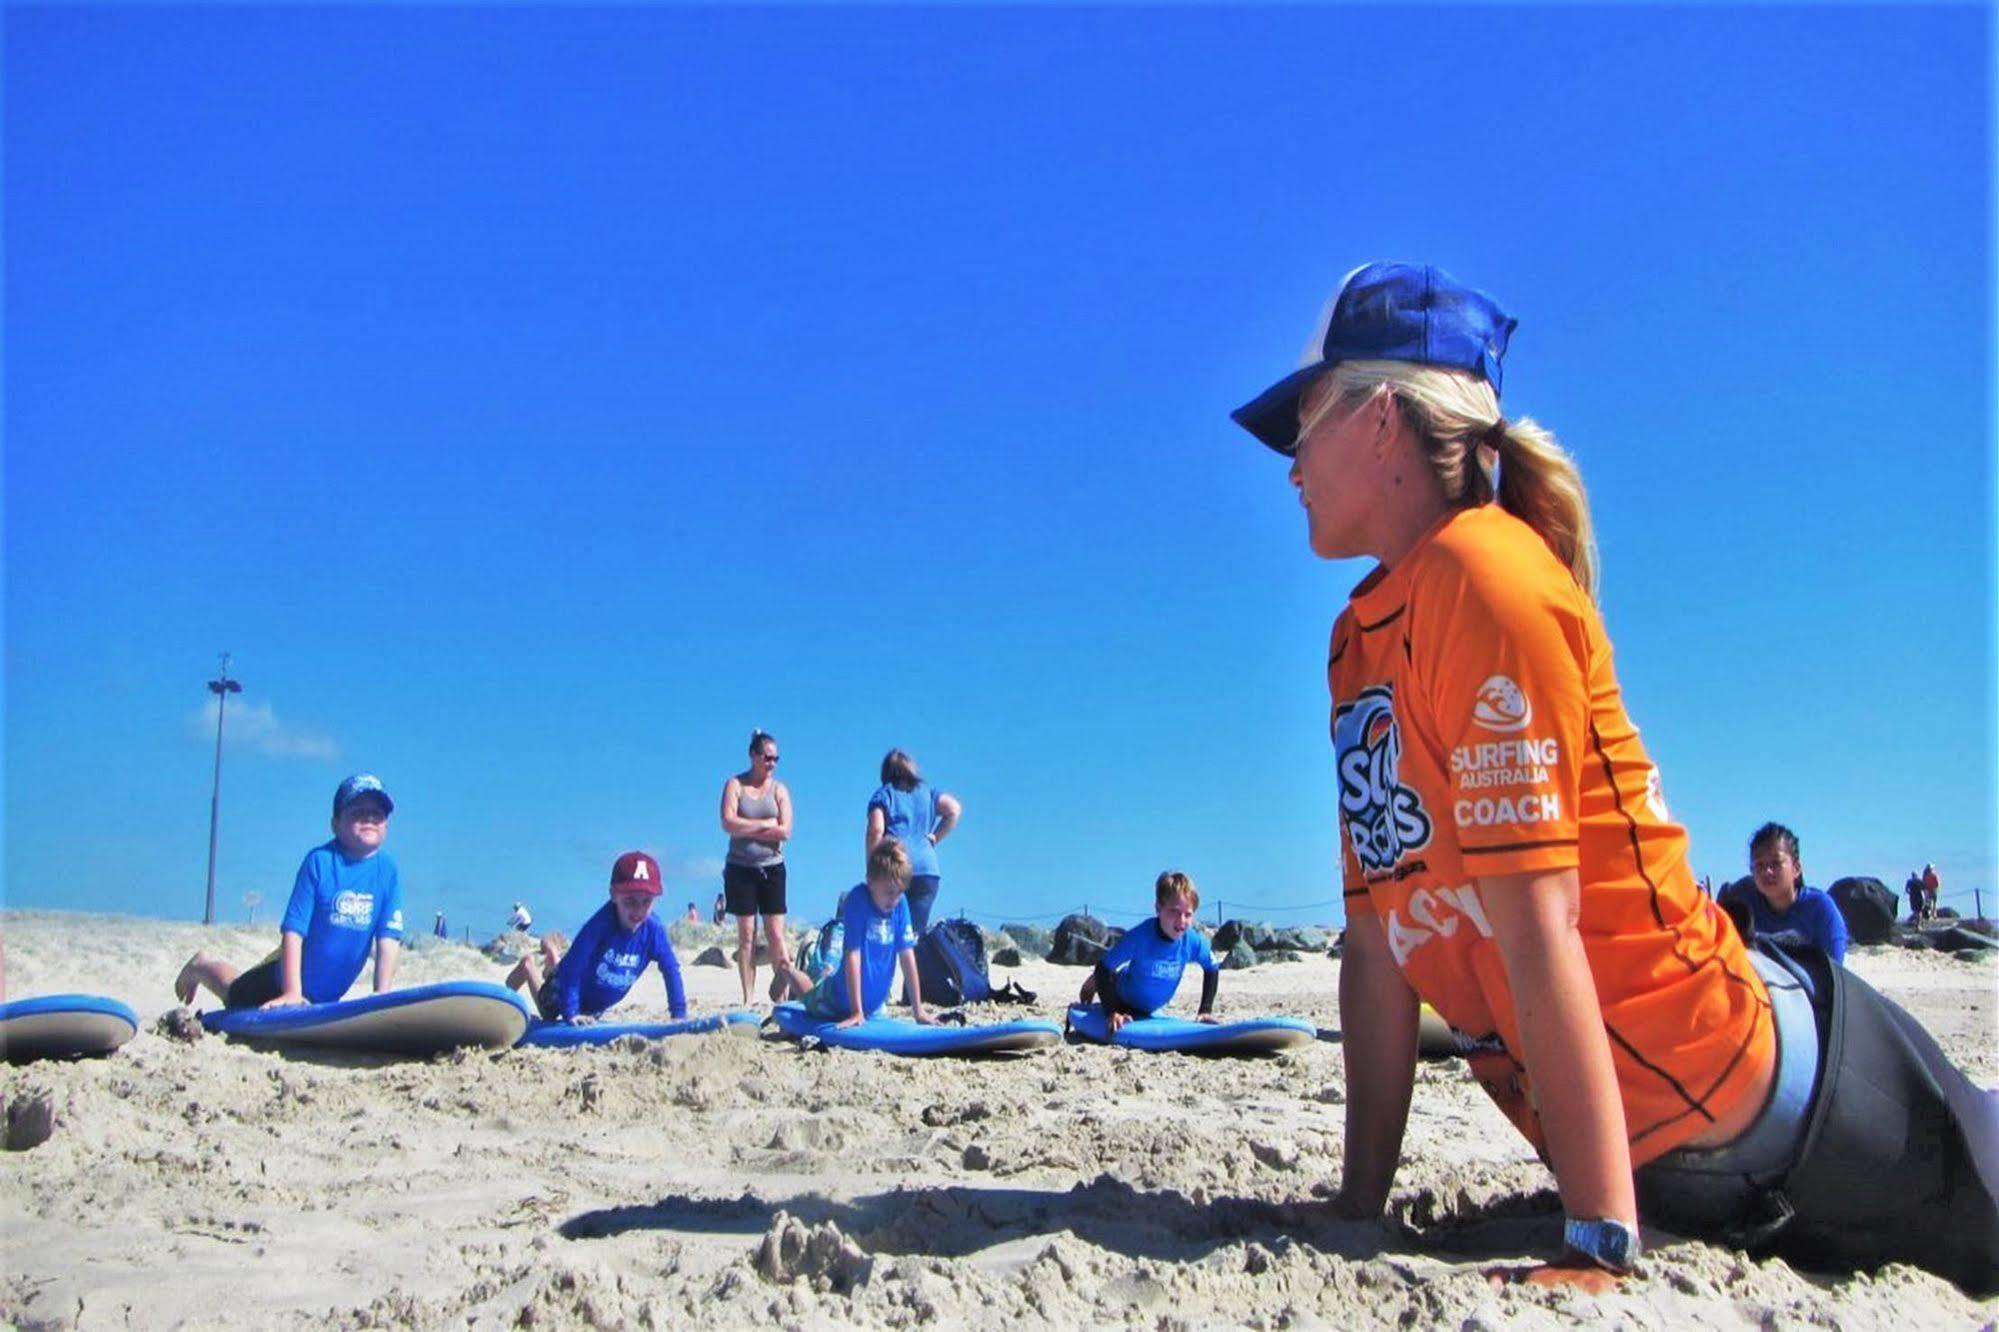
[[1562, 1216, 1640, 1274]]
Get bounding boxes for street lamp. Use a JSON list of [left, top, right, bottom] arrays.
[[204, 654, 242, 925]]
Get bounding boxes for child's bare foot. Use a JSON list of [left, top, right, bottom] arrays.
[[174, 954, 206, 1006]]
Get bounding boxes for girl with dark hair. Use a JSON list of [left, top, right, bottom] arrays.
[[865, 748, 961, 939]]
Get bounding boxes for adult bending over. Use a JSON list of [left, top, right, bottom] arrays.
[[1230, 261, 1995, 1292], [865, 748, 961, 939], [720, 729, 808, 1005]]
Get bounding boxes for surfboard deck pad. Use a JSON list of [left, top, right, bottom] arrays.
[[1065, 1004, 1316, 1054], [771, 1003, 1060, 1056], [1, 995, 140, 1064], [200, 981, 529, 1056], [519, 1010, 760, 1049]]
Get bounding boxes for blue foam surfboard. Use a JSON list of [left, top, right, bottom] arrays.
[[0, 994, 140, 1064], [518, 1010, 761, 1048], [1066, 1004, 1316, 1054], [770, 1002, 1061, 1056], [200, 981, 530, 1055]]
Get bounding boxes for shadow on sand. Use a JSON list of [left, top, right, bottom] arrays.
[[560, 1174, 1560, 1265]]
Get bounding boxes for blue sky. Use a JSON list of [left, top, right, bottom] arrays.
[[5, 4, 1993, 936]]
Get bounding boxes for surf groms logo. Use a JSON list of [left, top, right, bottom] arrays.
[[1334, 684, 1433, 872]]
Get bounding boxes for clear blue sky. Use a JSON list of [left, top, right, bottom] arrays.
[[5, 4, 1993, 936]]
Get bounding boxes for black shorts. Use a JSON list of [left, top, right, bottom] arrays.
[[224, 957, 285, 1010], [723, 861, 788, 917], [533, 979, 564, 1022]]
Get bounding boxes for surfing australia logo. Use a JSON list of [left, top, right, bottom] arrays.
[[1334, 685, 1433, 872]]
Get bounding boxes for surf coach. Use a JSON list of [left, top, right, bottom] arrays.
[[1232, 262, 1997, 1291]]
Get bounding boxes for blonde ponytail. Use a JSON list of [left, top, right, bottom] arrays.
[[1490, 417, 1598, 600], [1324, 360, 1601, 600]]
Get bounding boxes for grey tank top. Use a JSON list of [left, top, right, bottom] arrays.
[[727, 781, 783, 867]]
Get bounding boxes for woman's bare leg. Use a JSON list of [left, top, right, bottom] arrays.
[[735, 914, 758, 1005]]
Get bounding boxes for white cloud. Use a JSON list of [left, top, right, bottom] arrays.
[[191, 697, 341, 762]]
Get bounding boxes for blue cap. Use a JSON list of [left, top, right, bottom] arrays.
[[333, 773, 394, 816], [1231, 262, 1517, 455]]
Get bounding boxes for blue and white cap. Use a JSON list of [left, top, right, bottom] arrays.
[[1231, 262, 1517, 456], [333, 773, 395, 816]]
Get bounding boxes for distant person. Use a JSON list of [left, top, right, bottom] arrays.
[[507, 901, 533, 933], [684, 902, 700, 924], [433, 910, 448, 940], [1229, 260, 1997, 1291], [1720, 823, 1849, 963], [1077, 870, 1222, 1032], [798, 838, 936, 1028], [174, 774, 404, 1009], [504, 852, 686, 1024], [865, 748, 962, 941], [1906, 870, 1927, 924], [1921, 863, 1942, 922], [710, 892, 727, 926], [719, 729, 808, 1004]]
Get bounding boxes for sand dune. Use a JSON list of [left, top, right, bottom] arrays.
[[2, 908, 1994, 1329]]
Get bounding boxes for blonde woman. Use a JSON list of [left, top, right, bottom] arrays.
[[1232, 262, 1995, 1292]]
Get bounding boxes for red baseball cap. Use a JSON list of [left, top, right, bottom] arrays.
[[610, 851, 663, 897]]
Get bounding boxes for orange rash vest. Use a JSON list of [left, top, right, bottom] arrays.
[[1330, 504, 1772, 1165]]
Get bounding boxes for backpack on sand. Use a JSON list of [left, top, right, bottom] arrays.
[[915, 918, 993, 1007]]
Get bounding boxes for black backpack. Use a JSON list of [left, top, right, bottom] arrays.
[[914, 918, 992, 1006]]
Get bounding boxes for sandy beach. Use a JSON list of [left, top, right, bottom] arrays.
[[2, 907, 1995, 1330]]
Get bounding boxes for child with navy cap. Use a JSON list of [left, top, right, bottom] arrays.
[[506, 851, 687, 1023], [174, 773, 405, 1009]]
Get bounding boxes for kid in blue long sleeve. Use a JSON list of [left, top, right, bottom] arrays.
[[508, 851, 686, 1022]]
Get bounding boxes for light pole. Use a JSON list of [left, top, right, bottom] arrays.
[[204, 654, 242, 925]]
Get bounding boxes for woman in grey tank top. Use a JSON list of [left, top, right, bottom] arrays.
[[719, 730, 808, 1006]]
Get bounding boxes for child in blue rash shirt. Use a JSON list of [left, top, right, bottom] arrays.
[[1721, 822, 1851, 964], [800, 838, 938, 1027], [1079, 870, 1222, 1033], [507, 852, 687, 1023], [174, 774, 405, 1009]]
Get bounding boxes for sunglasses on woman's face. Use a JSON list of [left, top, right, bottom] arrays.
[[759, 753, 780, 763]]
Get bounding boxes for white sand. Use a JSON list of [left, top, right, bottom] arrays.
[[2, 907, 1995, 1330]]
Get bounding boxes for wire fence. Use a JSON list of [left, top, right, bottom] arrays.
[[950, 895, 1344, 931]]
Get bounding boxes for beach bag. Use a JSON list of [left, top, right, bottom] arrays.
[[915, 919, 992, 1007], [799, 915, 845, 982]]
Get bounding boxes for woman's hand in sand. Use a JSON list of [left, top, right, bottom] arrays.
[[261, 990, 307, 1010], [569, 1014, 596, 1027], [1107, 1011, 1131, 1034], [834, 1014, 865, 1029], [1484, 1261, 1624, 1295]]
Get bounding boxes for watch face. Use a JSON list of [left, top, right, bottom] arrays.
[[1599, 1223, 1633, 1268], [1566, 1218, 1637, 1271]]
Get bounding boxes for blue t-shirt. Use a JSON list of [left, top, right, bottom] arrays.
[[550, 902, 687, 1021], [1726, 882, 1850, 964], [829, 884, 917, 1019], [279, 841, 406, 1003], [868, 783, 942, 877], [1099, 918, 1220, 1015]]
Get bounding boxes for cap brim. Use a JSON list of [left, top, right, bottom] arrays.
[[611, 881, 663, 897], [339, 794, 394, 814], [1230, 362, 1326, 456]]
